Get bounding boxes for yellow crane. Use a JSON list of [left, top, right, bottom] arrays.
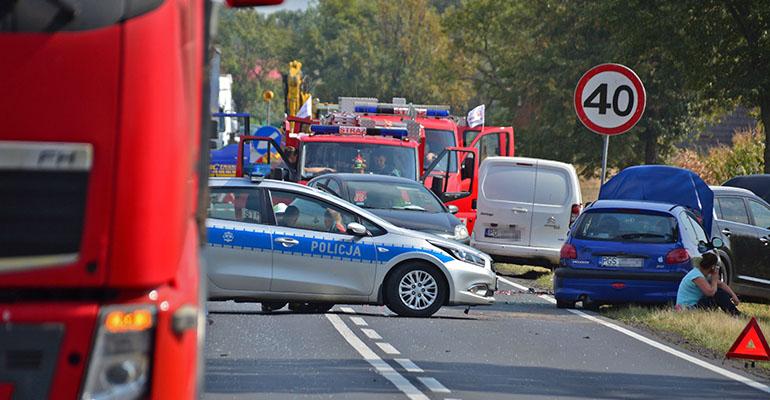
[[286, 60, 312, 117]]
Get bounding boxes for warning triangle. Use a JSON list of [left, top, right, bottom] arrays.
[[726, 317, 770, 361]]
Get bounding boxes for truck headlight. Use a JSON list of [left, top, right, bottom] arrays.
[[81, 305, 155, 400], [429, 241, 486, 267], [454, 224, 469, 241]]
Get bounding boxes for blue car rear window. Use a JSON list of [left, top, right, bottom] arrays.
[[573, 210, 678, 243]]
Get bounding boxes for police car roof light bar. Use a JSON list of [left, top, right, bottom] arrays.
[[309, 124, 408, 139]]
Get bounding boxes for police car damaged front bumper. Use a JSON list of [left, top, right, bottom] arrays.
[[445, 259, 498, 306]]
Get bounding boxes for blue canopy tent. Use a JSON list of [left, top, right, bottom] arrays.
[[598, 165, 714, 233]]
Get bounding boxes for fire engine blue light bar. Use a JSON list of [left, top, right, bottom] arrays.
[[354, 105, 450, 117], [309, 125, 408, 138], [426, 109, 450, 117], [212, 112, 251, 118]]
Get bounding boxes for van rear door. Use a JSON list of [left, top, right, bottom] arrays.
[[529, 162, 578, 250], [474, 158, 536, 246]]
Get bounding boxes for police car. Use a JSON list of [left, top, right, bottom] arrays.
[[205, 177, 497, 317]]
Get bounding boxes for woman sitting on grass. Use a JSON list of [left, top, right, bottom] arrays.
[[676, 252, 741, 316]]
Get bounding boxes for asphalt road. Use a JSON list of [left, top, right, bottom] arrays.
[[203, 277, 770, 399]]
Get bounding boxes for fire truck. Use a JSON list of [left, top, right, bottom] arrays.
[[279, 98, 514, 232], [0, 1, 275, 399], [238, 117, 420, 185]]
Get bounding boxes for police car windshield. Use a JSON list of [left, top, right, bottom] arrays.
[[302, 142, 417, 180], [346, 180, 446, 213], [574, 210, 678, 243], [424, 129, 457, 172]]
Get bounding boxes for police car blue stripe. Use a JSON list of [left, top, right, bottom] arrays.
[[207, 226, 454, 264]]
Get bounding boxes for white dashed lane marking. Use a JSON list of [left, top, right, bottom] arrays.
[[376, 342, 401, 355], [394, 358, 423, 373], [417, 377, 451, 393], [350, 316, 368, 326], [361, 328, 383, 340], [325, 314, 429, 400]]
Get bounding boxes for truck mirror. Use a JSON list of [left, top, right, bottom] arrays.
[[461, 156, 474, 181], [268, 167, 290, 181], [430, 176, 445, 200]]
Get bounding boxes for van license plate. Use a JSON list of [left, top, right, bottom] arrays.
[[600, 257, 643, 268], [485, 228, 522, 241]]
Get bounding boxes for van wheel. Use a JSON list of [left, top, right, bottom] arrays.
[[288, 302, 335, 313], [261, 302, 287, 313], [385, 263, 447, 317], [556, 299, 574, 309]]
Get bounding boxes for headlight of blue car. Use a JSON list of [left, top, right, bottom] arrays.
[[429, 240, 486, 267]]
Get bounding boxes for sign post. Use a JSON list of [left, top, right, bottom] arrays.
[[574, 64, 646, 184], [263, 89, 274, 126]]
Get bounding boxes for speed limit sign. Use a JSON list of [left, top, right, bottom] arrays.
[[574, 64, 646, 135]]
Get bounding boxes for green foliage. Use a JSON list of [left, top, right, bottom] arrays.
[[214, 0, 770, 172], [670, 128, 765, 184]]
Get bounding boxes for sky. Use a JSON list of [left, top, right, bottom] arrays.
[[256, 0, 310, 14]]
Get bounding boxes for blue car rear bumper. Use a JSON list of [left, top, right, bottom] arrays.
[[553, 267, 685, 304]]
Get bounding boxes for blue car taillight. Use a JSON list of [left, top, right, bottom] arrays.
[[665, 248, 690, 265], [560, 243, 577, 259]]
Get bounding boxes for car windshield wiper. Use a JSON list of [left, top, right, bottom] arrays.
[[393, 205, 426, 211]]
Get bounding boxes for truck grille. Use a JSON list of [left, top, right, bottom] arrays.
[[0, 324, 64, 400], [0, 141, 92, 272]]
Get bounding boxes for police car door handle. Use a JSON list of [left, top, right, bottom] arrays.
[[761, 237, 769, 245], [511, 207, 528, 213], [721, 228, 731, 237], [275, 237, 299, 247]]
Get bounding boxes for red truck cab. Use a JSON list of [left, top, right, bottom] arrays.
[[0, 0, 279, 398], [239, 124, 420, 186], [346, 100, 515, 232]]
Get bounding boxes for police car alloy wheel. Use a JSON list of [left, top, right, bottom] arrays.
[[386, 263, 447, 317]]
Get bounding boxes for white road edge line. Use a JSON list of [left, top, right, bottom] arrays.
[[496, 275, 770, 394], [325, 313, 429, 400], [361, 328, 383, 340], [376, 342, 401, 355], [339, 307, 356, 314], [417, 377, 451, 393], [350, 316, 368, 326], [394, 358, 424, 373], [496, 276, 530, 292]]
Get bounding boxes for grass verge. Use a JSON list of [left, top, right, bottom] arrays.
[[602, 303, 770, 372], [494, 263, 554, 292]]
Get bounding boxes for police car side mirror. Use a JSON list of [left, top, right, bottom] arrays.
[[711, 237, 724, 249], [347, 222, 368, 236]]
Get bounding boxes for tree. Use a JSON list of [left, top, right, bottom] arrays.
[[216, 8, 298, 123], [446, 1, 696, 174], [661, 0, 770, 173]]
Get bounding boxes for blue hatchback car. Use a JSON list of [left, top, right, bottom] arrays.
[[554, 165, 722, 309]]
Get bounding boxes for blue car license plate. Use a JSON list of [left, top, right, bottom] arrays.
[[600, 256, 643, 268]]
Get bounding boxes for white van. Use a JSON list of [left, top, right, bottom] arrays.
[[471, 157, 582, 266]]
